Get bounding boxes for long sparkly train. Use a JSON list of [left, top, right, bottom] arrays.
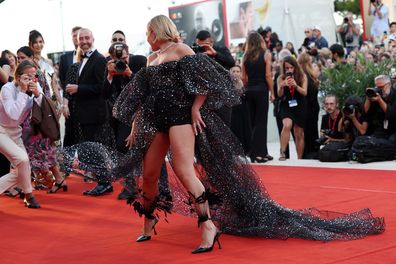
[[60, 54, 384, 241]]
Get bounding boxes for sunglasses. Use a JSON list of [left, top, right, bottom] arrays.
[[112, 37, 125, 42]]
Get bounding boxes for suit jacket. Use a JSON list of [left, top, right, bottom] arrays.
[[75, 50, 107, 125], [212, 45, 235, 70], [59, 50, 75, 90]]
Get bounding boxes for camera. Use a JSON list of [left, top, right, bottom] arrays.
[[286, 71, 293, 78], [343, 17, 349, 24], [113, 44, 127, 72], [316, 129, 333, 145], [342, 104, 355, 115], [191, 43, 206, 53], [370, 0, 376, 3], [366, 87, 382, 98]]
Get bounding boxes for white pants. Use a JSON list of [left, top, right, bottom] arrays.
[[0, 125, 33, 194]]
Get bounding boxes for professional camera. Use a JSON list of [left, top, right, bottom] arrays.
[[316, 129, 333, 145], [342, 104, 356, 115], [343, 17, 349, 24], [370, 0, 376, 3], [366, 87, 382, 98], [114, 44, 127, 72], [191, 43, 206, 53]]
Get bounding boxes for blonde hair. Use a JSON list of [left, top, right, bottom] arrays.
[[148, 15, 179, 43], [298, 53, 320, 87]]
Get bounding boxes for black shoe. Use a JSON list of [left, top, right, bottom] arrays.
[[191, 231, 222, 254], [48, 179, 68, 194], [250, 156, 268, 163], [83, 184, 113, 196], [24, 196, 41, 209], [117, 188, 137, 200], [136, 218, 159, 242]]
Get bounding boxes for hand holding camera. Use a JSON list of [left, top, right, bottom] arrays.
[[366, 87, 382, 101], [20, 74, 39, 97], [285, 71, 297, 88]]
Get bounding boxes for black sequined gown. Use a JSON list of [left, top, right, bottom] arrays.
[[61, 54, 384, 240]]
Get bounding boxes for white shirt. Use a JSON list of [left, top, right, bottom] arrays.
[[79, 48, 96, 76], [371, 4, 389, 37], [0, 82, 43, 128]]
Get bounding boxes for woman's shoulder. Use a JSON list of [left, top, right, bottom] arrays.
[[174, 43, 195, 57]]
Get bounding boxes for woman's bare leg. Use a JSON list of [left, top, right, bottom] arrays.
[[294, 125, 304, 159], [141, 132, 170, 236], [280, 118, 293, 153], [169, 125, 217, 248]]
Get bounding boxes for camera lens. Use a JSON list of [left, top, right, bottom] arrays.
[[115, 60, 127, 72]]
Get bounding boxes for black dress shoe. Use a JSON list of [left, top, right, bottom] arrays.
[[83, 184, 113, 196], [117, 188, 138, 200], [24, 196, 41, 209]]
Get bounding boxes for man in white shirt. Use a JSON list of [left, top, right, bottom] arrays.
[[368, 0, 389, 43]]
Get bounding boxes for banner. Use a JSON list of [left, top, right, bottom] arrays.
[[169, 0, 228, 46]]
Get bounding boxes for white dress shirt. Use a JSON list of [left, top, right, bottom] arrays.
[[0, 81, 43, 128]]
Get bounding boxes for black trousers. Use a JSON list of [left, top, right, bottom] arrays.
[[246, 90, 269, 157], [0, 153, 10, 177]]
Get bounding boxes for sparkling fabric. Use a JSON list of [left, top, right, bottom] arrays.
[[60, 54, 384, 241]]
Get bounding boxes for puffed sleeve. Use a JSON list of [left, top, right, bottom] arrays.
[[179, 53, 240, 110], [113, 67, 149, 125]]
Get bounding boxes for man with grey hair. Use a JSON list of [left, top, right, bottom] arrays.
[[364, 74, 396, 140]]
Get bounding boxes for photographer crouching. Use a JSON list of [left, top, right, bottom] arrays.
[[192, 30, 235, 126], [0, 61, 42, 208], [318, 95, 369, 162], [351, 74, 396, 162]]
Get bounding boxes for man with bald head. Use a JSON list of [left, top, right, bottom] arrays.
[[65, 28, 114, 195]]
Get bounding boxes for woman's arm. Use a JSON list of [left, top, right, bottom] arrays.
[[277, 75, 285, 97], [296, 74, 308, 96], [265, 51, 275, 102]]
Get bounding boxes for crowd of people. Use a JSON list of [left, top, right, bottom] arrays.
[[0, 11, 392, 254]]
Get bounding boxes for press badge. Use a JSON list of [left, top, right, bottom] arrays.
[[288, 99, 298, 107], [384, 119, 389, 129]]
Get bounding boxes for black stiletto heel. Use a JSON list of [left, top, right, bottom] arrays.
[[24, 196, 41, 209], [48, 179, 68, 193], [189, 191, 223, 254], [136, 217, 159, 242], [192, 230, 222, 254]]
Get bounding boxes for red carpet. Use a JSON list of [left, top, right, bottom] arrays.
[[1, 166, 395, 264]]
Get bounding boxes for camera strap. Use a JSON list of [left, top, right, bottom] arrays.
[[328, 112, 339, 133]]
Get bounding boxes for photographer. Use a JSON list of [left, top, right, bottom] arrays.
[[319, 95, 343, 145], [319, 96, 368, 162], [368, 0, 389, 43], [352, 74, 396, 162], [337, 13, 360, 54], [193, 30, 235, 126], [364, 75, 396, 139], [0, 60, 42, 208]]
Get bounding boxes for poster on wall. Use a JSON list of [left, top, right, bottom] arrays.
[[169, 0, 228, 46], [227, 0, 271, 41]]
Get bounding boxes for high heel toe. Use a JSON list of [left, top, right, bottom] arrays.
[[251, 156, 268, 163], [136, 218, 158, 242], [48, 179, 67, 193], [24, 196, 41, 209], [191, 231, 222, 254]]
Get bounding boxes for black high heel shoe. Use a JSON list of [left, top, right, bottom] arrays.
[[24, 196, 41, 209], [250, 156, 268, 163], [192, 230, 222, 254], [48, 179, 68, 193], [136, 217, 159, 242]]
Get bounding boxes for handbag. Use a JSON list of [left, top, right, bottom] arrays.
[[31, 95, 61, 142]]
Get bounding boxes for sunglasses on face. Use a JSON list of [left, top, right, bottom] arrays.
[[112, 37, 125, 42]]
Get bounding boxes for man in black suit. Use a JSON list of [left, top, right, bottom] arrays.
[[194, 30, 235, 126], [59, 26, 81, 147], [65, 28, 113, 195]]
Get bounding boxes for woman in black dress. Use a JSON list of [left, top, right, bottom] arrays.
[[298, 53, 320, 159], [242, 32, 274, 162], [60, 15, 384, 254], [277, 56, 307, 160]]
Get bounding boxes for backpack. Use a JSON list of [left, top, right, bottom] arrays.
[[352, 136, 396, 163], [319, 142, 351, 162], [31, 96, 61, 142]]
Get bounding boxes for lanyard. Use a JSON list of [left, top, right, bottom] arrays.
[[289, 86, 295, 99], [328, 112, 339, 133]]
